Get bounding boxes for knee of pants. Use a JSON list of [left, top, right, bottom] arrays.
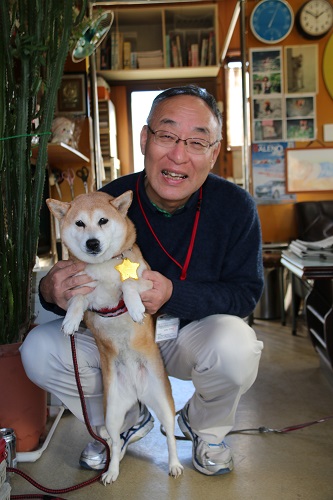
[[20, 323, 50, 386], [193, 315, 263, 389]]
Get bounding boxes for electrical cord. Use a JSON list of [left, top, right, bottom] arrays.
[[7, 334, 111, 499]]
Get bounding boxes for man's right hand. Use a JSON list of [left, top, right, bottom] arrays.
[[39, 260, 95, 311]]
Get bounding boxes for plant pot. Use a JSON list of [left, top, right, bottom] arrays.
[[0, 342, 47, 452]]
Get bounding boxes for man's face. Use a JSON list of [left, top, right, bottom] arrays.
[[140, 95, 221, 210]]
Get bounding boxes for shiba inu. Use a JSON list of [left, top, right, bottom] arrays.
[[46, 191, 183, 484]]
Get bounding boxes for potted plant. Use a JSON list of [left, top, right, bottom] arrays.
[[0, 0, 88, 452]]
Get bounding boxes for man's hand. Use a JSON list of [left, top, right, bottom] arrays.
[[40, 260, 95, 310], [140, 270, 173, 315]]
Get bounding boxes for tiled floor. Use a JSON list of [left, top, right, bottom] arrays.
[[9, 318, 333, 500]]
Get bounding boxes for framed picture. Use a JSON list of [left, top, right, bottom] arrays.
[[286, 148, 333, 192], [284, 45, 318, 94], [56, 73, 88, 115]]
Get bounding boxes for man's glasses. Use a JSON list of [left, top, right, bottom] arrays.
[[147, 125, 219, 155]]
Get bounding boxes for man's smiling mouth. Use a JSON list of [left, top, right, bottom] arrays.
[[162, 170, 188, 179]]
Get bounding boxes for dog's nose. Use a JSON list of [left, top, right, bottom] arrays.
[[86, 238, 101, 253]]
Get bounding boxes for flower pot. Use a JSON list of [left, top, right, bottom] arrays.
[[0, 342, 47, 452]]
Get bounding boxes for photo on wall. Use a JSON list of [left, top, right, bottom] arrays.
[[250, 48, 282, 96], [284, 45, 318, 94]]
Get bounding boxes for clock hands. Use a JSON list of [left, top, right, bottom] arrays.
[[268, 4, 280, 28]]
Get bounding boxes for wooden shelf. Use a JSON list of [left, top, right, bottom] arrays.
[[95, 3, 219, 82], [98, 65, 220, 82], [32, 142, 89, 166]]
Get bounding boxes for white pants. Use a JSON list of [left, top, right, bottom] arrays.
[[20, 314, 263, 444]]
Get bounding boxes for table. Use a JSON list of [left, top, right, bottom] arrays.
[[281, 250, 333, 371]]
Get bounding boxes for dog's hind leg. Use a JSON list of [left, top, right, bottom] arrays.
[[101, 375, 136, 485], [141, 374, 183, 478]]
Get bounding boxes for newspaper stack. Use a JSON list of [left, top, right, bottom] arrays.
[[288, 236, 333, 261], [136, 50, 164, 69]]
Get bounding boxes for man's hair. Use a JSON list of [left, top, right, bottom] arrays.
[[147, 84, 223, 136]]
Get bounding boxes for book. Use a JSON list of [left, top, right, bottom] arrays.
[[165, 34, 171, 68], [190, 43, 199, 67], [123, 41, 131, 70], [200, 38, 208, 66]]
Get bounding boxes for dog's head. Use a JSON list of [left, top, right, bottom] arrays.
[[46, 191, 136, 264], [292, 55, 303, 69]]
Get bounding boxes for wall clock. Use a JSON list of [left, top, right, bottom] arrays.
[[296, 0, 333, 39], [250, 0, 294, 44]]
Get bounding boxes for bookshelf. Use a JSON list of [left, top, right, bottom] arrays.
[[95, 4, 219, 81], [98, 99, 120, 183]]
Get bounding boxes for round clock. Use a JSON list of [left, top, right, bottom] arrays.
[[250, 0, 294, 44], [296, 0, 333, 39]]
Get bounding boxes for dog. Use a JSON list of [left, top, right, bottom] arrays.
[[46, 191, 183, 484], [291, 54, 304, 91]]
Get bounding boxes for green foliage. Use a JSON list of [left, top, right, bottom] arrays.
[[0, 0, 88, 344]]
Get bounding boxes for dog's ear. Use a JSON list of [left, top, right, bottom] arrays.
[[111, 190, 133, 217], [46, 198, 71, 220]]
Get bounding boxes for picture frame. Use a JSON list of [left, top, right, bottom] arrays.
[[286, 147, 333, 192], [284, 45, 318, 94], [56, 72, 88, 115]]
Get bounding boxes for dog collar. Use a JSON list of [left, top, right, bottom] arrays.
[[91, 299, 128, 317]]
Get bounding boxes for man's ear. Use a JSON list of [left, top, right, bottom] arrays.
[[210, 141, 221, 169], [140, 125, 148, 155]]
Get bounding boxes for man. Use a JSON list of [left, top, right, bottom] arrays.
[[21, 85, 264, 476]]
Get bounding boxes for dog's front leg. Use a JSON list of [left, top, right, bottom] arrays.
[[61, 295, 89, 335], [121, 279, 146, 323]]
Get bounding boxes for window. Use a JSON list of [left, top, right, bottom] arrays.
[[131, 90, 163, 172], [225, 60, 249, 149]]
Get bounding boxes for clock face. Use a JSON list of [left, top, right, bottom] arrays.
[[297, 0, 333, 38], [250, 0, 294, 44]]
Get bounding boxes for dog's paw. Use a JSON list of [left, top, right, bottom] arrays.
[[61, 317, 80, 336], [126, 300, 146, 323], [169, 462, 184, 478], [101, 467, 119, 485]]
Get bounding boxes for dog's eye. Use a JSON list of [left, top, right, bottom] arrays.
[[75, 220, 85, 228], [98, 218, 108, 226]]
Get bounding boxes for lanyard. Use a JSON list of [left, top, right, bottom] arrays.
[[136, 175, 202, 281]]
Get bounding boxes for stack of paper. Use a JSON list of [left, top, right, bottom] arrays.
[[136, 50, 164, 69], [288, 236, 333, 261]]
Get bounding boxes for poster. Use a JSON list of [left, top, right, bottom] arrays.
[[252, 142, 296, 204]]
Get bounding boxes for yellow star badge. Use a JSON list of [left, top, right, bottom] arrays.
[[115, 258, 140, 281]]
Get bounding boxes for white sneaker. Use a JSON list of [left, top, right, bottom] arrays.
[[80, 405, 154, 470], [178, 403, 234, 475]]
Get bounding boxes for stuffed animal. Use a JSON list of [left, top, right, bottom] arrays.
[[50, 116, 76, 147]]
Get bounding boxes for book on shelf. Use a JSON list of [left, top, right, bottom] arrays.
[[165, 34, 171, 68], [200, 38, 209, 66], [111, 31, 123, 70], [123, 41, 131, 70], [169, 32, 183, 67], [189, 43, 199, 67], [208, 30, 216, 65]]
